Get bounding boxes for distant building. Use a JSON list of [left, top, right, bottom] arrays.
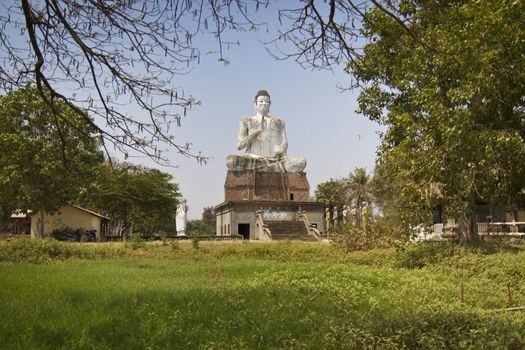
[[413, 202, 525, 242], [30, 204, 110, 241]]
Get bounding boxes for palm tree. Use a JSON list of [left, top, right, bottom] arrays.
[[346, 168, 373, 227]]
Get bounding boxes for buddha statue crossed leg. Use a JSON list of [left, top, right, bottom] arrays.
[[226, 90, 306, 173]]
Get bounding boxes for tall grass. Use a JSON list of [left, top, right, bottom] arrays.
[[1, 240, 525, 348], [0, 238, 123, 264]]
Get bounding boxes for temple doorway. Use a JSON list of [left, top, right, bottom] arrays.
[[238, 223, 250, 239]]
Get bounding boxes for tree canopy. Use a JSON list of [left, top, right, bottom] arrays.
[[82, 162, 180, 237], [186, 206, 215, 236], [315, 178, 348, 208], [4, 0, 524, 244], [315, 167, 374, 210], [350, 0, 525, 242], [0, 88, 103, 214]]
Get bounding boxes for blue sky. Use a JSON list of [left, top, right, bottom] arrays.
[[3, 1, 382, 220], [146, 26, 384, 219]]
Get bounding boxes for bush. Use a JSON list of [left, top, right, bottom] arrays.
[[394, 242, 460, 269], [170, 240, 180, 251], [191, 234, 199, 250], [332, 219, 405, 253], [0, 238, 121, 264], [342, 247, 398, 267], [50, 227, 97, 242], [130, 236, 146, 250], [393, 241, 524, 270], [326, 307, 525, 349]]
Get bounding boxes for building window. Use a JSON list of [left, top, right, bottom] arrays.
[[290, 193, 294, 200], [228, 224, 230, 234]]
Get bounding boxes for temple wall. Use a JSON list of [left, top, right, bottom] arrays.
[[225, 170, 310, 202]]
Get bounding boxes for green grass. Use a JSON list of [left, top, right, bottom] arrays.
[[1, 240, 525, 349]]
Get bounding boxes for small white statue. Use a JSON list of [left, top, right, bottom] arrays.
[[227, 90, 306, 173], [175, 199, 188, 236], [333, 206, 339, 228]]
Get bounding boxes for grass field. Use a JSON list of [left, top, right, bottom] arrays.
[[1, 239, 525, 349]]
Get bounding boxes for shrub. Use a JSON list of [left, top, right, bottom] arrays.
[[332, 219, 405, 253], [342, 247, 398, 267], [50, 227, 97, 242], [394, 242, 459, 269], [130, 236, 146, 250], [326, 307, 525, 349], [191, 234, 199, 250], [393, 241, 525, 270], [170, 240, 180, 251], [0, 238, 121, 264]]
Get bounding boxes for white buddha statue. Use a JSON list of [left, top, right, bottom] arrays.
[[227, 90, 306, 172]]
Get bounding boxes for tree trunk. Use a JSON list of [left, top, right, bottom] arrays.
[[129, 217, 134, 239], [459, 211, 479, 244], [458, 190, 479, 245], [38, 209, 45, 238]]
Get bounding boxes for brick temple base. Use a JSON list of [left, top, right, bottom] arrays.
[[224, 170, 310, 201]]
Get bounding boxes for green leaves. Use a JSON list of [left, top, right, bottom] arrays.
[[350, 0, 525, 240], [83, 163, 180, 236], [0, 88, 102, 213], [315, 168, 373, 211]]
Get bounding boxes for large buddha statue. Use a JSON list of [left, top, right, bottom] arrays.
[[226, 90, 306, 173]]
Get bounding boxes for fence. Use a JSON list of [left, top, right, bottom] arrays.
[[172, 235, 244, 241], [104, 234, 244, 242], [477, 222, 525, 236]]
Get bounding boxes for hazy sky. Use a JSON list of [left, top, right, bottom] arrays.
[[4, 2, 382, 220], [144, 25, 384, 219]]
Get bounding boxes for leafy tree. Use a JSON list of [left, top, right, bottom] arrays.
[[186, 220, 215, 237], [201, 206, 216, 226], [349, 0, 525, 243], [0, 88, 103, 237], [316, 168, 376, 231], [346, 167, 373, 215], [315, 178, 348, 208], [370, 162, 406, 230], [0, 203, 17, 233], [82, 163, 180, 238], [316, 168, 374, 208], [186, 206, 216, 236]]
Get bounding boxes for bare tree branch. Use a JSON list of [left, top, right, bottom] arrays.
[[2, 0, 449, 167], [2, 0, 263, 165]]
